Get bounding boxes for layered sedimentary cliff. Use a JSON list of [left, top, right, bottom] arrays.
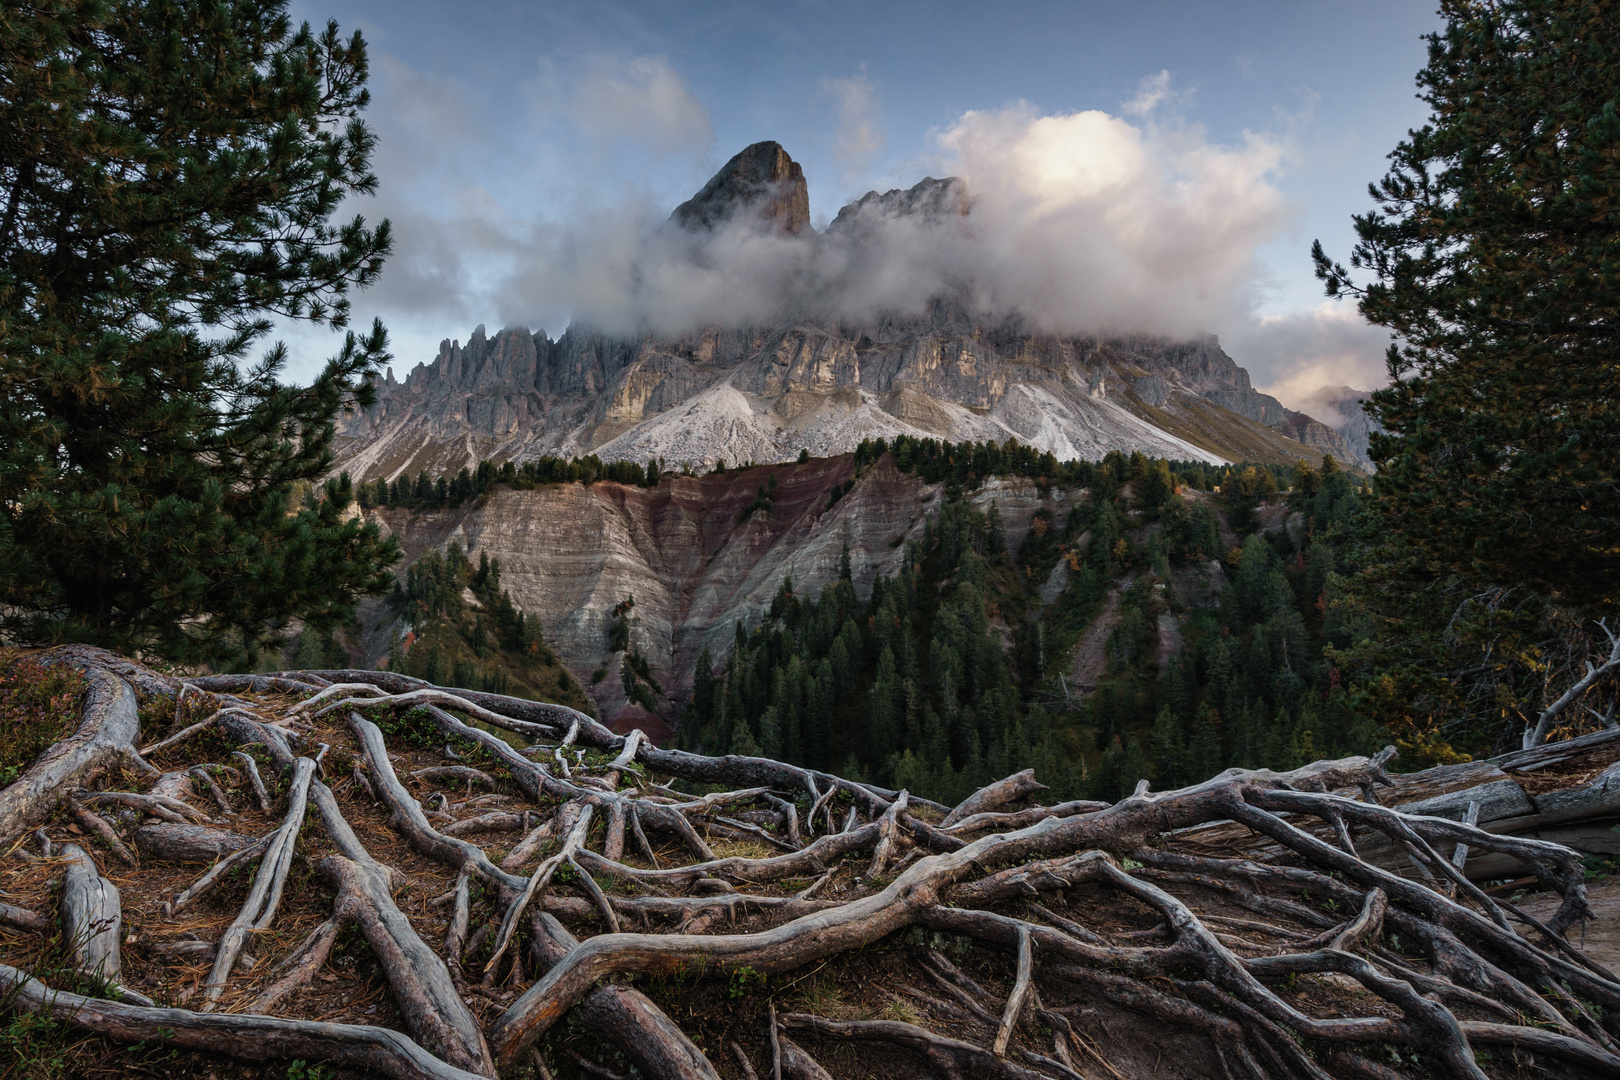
[[335, 142, 1364, 481], [359, 455, 1066, 725]]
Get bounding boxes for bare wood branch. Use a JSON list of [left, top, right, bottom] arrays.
[[994, 925, 1034, 1057]]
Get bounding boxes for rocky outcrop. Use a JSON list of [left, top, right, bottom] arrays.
[[1297, 385, 1382, 470], [826, 176, 969, 234], [358, 455, 1070, 723], [336, 145, 1359, 480], [669, 141, 810, 236]]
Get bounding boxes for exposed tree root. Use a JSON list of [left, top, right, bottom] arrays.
[[203, 755, 317, 1001], [6, 654, 1620, 1079], [0, 648, 152, 842]]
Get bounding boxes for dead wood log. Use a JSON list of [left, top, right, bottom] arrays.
[[776, 1036, 834, 1080], [867, 789, 910, 877], [603, 799, 627, 862], [77, 789, 209, 825], [411, 765, 497, 789], [163, 834, 273, 918], [942, 800, 1108, 835], [484, 804, 594, 978], [71, 806, 137, 866], [993, 925, 1034, 1057], [245, 917, 341, 1013], [189, 765, 235, 814], [501, 805, 567, 871], [232, 750, 272, 811], [941, 769, 1048, 828], [0, 903, 47, 934], [347, 715, 526, 894], [320, 854, 497, 1077], [440, 812, 526, 837], [134, 822, 255, 863], [528, 912, 721, 1080]]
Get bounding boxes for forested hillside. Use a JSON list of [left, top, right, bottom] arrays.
[[668, 440, 1382, 803]]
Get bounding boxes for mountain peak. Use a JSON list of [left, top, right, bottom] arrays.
[[670, 141, 810, 236], [827, 176, 969, 234]]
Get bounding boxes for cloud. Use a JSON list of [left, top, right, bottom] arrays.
[[1235, 302, 1391, 416], [1123, 69, 1193, 117], [475, 95, 1297, 343], [321, 58, 1386, 400], [537, 54, 714, 154], [819, 71, 886, 177]]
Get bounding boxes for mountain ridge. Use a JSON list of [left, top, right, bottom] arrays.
[[335, 142, 1363, 480]]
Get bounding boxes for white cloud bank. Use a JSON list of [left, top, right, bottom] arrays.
[[342, 60, 1386, 403]]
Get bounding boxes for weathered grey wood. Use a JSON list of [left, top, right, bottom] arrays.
[[72, 806, 137, 866], [205, 757, 316, 1000], [943, 800, 1109, 835], [59, 843, 122, 984], [411, 765, 496, 789], [164, 834, 273, 918], [134, 823, 255, 863], [347, 715, 526, 893], [777, 1036, 834, 1080], [245, 917, 341, 1013], [485, 804, 594, 977], [0, 902, 47, 933], [0, 659, 146, 842], [942, 769, 1049, 829], [530, 913, 720, 1080], [440, 811, 526, 837], [779, 1015, 1055, 1080], [232, 750, 272, 811], [1492, 726, 1620, 771], [322, 854, 497, 1077], [1394, 779, 1535, 824], [0, 962, 489, 1080], [994, 925, 1034, 1057]]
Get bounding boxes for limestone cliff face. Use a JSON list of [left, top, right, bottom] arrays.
[[670, 141, 810, 236], [1296, 386, 1382, 470], [337, 146, 1357, 481], [360, 455, 1066, 724]]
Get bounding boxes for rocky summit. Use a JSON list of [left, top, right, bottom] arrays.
[[334, 143, 1363, 482]]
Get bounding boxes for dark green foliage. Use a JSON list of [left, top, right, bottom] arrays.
[[1312, 0, 1620, 756], [0, 1, 401, 666], [388, 540, 579, 706], [1314, 0, 1620, 609]]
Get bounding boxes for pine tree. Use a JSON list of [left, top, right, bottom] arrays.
[[0, 0, 398, 665], [1188, 704, 1223, 784], [1313, 0, 1620, 611], [1149, 705, 1186, 788]]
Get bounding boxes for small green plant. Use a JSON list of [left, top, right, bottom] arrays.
[[727, 965, 766, 999], [286, 1061, 328, 1080]]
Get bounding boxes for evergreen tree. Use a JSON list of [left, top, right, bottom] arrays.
[[1187, 704, 1223, 783], [1314, 0, 1620, 755], [1313, 0, 1619, 611], [0, 0, 398, 665]]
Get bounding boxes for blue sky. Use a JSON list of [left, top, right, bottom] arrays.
[[285, 0, 1442, 405]]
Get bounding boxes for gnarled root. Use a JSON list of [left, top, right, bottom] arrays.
[[203, 756, 316, 1000], [0, 963, 489, 1080], [12, 654, 1620, 1080]]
